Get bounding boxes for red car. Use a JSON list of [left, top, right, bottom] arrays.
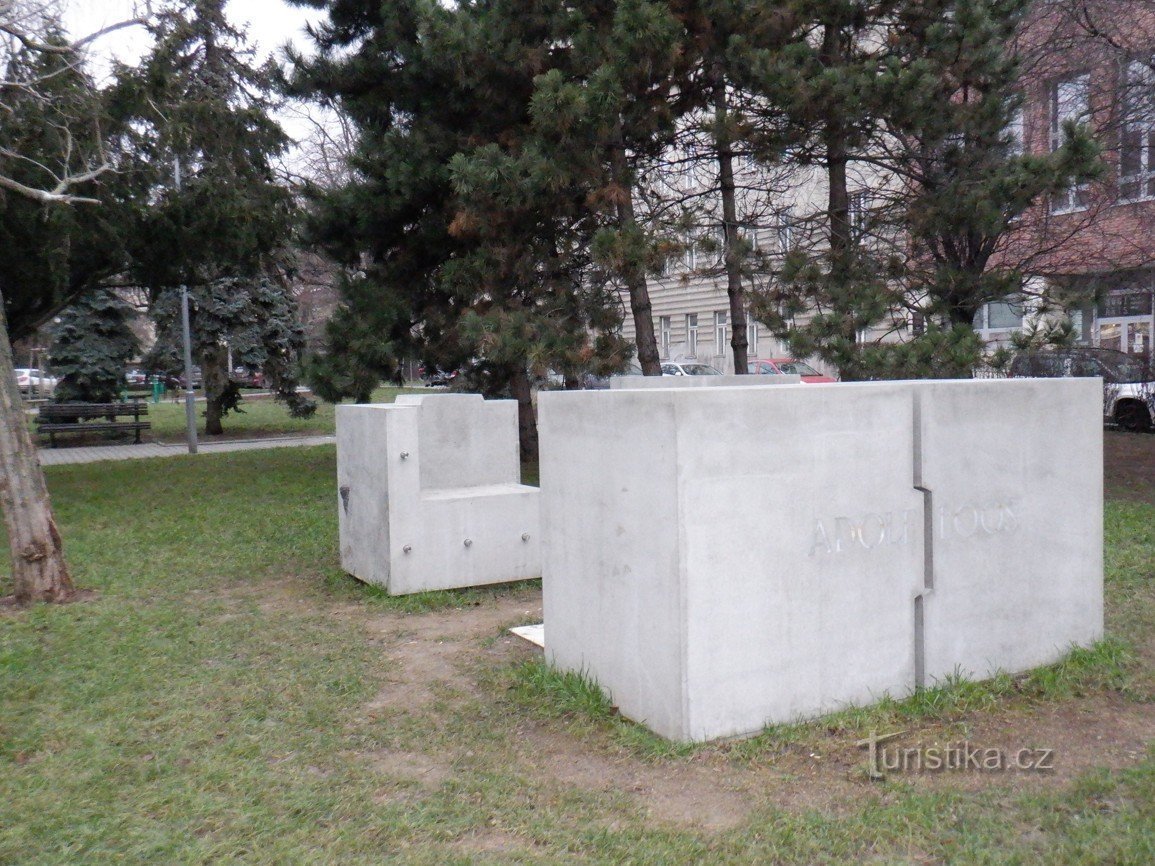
[[750, 358, 837, 383]]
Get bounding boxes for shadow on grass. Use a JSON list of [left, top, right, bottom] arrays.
[[321, 569, 542, 614]]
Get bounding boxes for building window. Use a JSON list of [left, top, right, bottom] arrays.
[[1120, 56, 1155, 201], [682, 235, 697, 271], [708, 226, 726, 267], [659, 315, 671, 359], [849, 191, 870, 241], [973, 298, 1026, 331], [1007, 104, 1025, 156], [685, 313, 698, 358], [776, 209, 794, 253], [746, 315, 759, 356], [910, 311, 926, 337], [1050, 73, 1092, 212], [714, 311, 728, 354]]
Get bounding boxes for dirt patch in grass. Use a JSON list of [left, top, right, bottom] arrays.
[[341, 584, 1155, 834], [1104, 430, 1155, 505]]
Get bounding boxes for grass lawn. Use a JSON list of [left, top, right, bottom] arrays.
[[143, 385, 425, 443], [1, 442, 1154, 863]]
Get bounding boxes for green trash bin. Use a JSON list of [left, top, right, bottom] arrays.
[[151, 376, 164, 404]]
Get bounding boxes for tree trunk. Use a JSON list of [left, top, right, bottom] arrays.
[[715, 83, 749, 374], [820, 22, 863, 381], [202, 343, 229, 435], [610, 121, 662, 376], [0, 288, 75, 604], [509, 366, 538, 463]]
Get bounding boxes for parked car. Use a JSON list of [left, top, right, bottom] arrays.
[[14, 368, 58, 395], [1008, 347, 1153, 432], [750, 358, 837, 383], [232, 368, 265, 388], [660, 362, 723, 376], [422, 367, 459, 387]]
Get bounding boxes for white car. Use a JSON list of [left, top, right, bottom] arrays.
[[1008, 348, 1153, 432], [660, 362, 723, 376], [14, 368, 58, 395]]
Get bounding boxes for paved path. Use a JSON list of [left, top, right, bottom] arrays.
[[38, 435, 336, 466]]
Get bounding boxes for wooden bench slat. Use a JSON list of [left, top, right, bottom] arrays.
[[37, 422, 150, 432], [35, 404, 153, 446]]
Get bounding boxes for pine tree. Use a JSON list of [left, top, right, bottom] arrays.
[[743, 0, 901, 380], [748, 0, 1102, 379], [524, 0, 700, 375], [880, 0, 1101, 340], [291, 0, 634, 456]]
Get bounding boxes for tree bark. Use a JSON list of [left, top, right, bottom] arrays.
[[0, 288, 75, 604], [715, 83, 750, 374], [509, 366, 538, 462], [202, 343, 229, 435], [610, 121, 662, 376]]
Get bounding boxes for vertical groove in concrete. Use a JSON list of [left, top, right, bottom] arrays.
[[912, 393, 934, 592], [913, 594, 926, 690], [912, 391, 932, 691]]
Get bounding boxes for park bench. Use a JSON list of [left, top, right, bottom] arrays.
[[36, 401, 151, 447]]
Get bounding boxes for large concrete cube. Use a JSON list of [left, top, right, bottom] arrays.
[[538, 379, 1102, 742], [337, 394, 540, 594]]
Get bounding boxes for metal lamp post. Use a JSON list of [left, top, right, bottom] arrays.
[[175, 156, 197, 454]]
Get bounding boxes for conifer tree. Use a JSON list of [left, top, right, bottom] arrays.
[[48, 290, 140, 404], [115, 0, 297, 432], [748, 0, 1102, 379], [291, 0, 634, 455], [879, 0, 1101, 344]]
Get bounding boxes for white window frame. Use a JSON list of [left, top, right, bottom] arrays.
[[685, 313, 698, 358], [1119, 56, 1155, 202], [974, 298, 1026, 335], [1007, 104, 1025, 156], [776, 209, 794, 253], [714, 310, 728, 355], [1050, 73, 1092, 213], [659, 315, 671, 359], [683, 236, 697, 271], [746, 314, 759, 356]]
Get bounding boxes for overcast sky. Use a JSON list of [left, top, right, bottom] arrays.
[[63, 1, 331, 149], [64, 0, 325, 72]]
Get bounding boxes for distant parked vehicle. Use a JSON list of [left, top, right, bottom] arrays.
[[125, 369, 149, 387], [750, 358, 837, 383], [15, 368, 58, 395], [1008, 347, 1153, 432], [661, 362, 723, 376], [232, 368, 265, 388], [422, 367, 458, 387]]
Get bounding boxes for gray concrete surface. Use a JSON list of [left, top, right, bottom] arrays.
[[538, 379, 1103, 742], [337, 394, 540, 595]]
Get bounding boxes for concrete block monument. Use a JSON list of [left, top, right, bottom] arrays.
[[538, 379, 1102, 742], [337, 394, 540, 595], [609, 373, 801, 389]]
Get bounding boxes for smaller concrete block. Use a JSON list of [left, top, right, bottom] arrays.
[[337, 394, 540, 595]]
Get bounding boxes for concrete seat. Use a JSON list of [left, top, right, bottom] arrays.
[[337, 393, 540, 595]]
